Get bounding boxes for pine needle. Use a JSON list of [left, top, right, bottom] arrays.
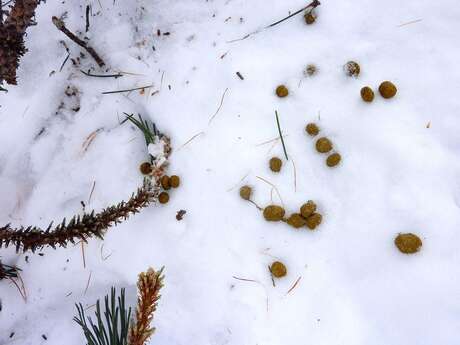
[[275, 110, 288, 160]]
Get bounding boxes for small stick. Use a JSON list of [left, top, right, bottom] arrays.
[[266, 0, 320, 29], [228, 0, 320, 43], [236, 71, 244, 80], [80, 70, 123, 78], [209, 88, 229, 124], [85, 5, 90, 32], [102, 84, 153, 95], [52, 16, 105, 68], [275, 110, 289, 160]]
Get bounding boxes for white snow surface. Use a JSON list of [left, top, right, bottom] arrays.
[[1, 0, 460, 344]]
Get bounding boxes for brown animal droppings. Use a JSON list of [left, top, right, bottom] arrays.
[[158, 192, 170, 204], [304, 11, 316, 24], [286, 213, 307, 228], [395, 233, 422, 254], [361, 86, 374, 102], [379, 81, 397, 99], [270, 261, 287, 278], [306, 213, 322, 230], [344, 61, 360, 77], [326, 153, 341, 167], [161, 175, 171, 190], [300, 200, 317, 218], [170, 175, 180, 188], [276, 85, 289, 98], [139, 162, 152, 175], [316, 137, 333, 153], [263, 205, 285, 221], [239, 185, 252, 201], [269, 157, 283, 172], [306, 123, 319, 136], [305, 64, 317, 76]]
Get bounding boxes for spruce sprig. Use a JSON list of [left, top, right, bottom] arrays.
[[0, 182, 159, 252]]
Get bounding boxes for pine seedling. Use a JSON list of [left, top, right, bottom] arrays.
[[74, 287, 132, 345], [0, 261, 20, 280], [123, 113, 159, 147]]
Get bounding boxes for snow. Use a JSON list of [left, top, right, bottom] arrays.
[[1, 0, 460, 344]]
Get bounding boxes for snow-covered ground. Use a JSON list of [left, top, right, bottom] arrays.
[[2, 0, 460, 344]]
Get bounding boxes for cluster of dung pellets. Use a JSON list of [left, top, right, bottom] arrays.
[[139, 161, 181, 204], [305, 123, 341, 168], [239, 186, 323, 231], [360, 81, 397, 103]]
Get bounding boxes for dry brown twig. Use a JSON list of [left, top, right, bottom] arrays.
[[52, 15, 105, 68]]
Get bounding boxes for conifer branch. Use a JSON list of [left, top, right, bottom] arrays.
[[0, 0, 44, 85], [0, 131, 171, 253], [128, 267, 164, 345], [0, 181, 159, 253]]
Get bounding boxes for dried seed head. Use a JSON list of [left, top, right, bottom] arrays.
[[304, 11, 316, 24], [263, 205, 286, 221], [139, 162, 153, 175], [269, 157, 283, 172], [326, 153, 342, 167], [300, 200, 317, 219], [276, 85, 289, 98], [160, 175, 171, 190], [316, 137, 333, 153], [170, 175, 180, 188], [394, 233, 422, 254], [360, 86, 374, 102], [270, 261, 287, 278], [306, 123, 320, 136], [378, 81, 397, 99], [286, 213, 307, 228], [305, 64, 317, 76], [158, 192, 170, 204], [306, 213, 322, 230], [239, 185, 252, 201], [344, 61, 360, 77]]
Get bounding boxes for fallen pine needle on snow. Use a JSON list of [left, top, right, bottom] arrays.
[[275, 110, 289, 160], [84, 271, 92, 295], [209, 88, 229, 124], [232, 276, 259, 283], [291, 159, 297, 192], [286, 276, 302, 295], [81, 128, 103, 154], [397, 19, 423, 27], [256, 175, 284, 207], [102, 85, 153, 95], [178, 131, 205, 150]]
